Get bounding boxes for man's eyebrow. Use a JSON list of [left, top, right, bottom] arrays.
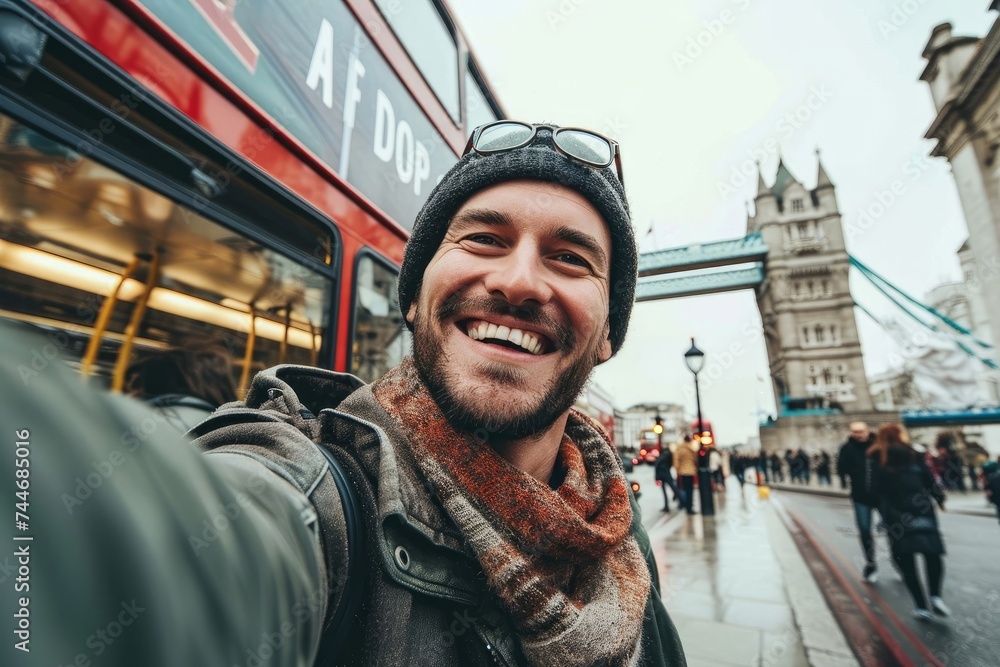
[[449, 208, 514, 231], [447, 210, 609, 270], [554, 225, 608, 271]]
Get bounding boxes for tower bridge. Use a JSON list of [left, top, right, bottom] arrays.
[[637, 157, 1000, 452]]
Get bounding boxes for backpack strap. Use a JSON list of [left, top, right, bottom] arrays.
[[191, 409, 367, 665], [310, 441, 367, 666]]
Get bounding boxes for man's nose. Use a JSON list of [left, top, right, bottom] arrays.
[[482, 245, 553, 306]]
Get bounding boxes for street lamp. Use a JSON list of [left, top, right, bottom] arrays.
[[684, 337, 715, 516]]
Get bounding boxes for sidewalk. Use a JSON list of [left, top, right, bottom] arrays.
[[758, 478, 996, 517], [643, 479, 859, 667]]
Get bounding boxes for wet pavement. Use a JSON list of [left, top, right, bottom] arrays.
[[778, 491, 1000, 667], [633, 466, 858, 667]]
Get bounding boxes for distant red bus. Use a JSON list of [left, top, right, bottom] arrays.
[[629, 428, 664, 465], [0, 0, 503, 392], [691, 420, 714, 447]]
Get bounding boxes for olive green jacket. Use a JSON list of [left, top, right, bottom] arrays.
[[194, 364, 686, 666]]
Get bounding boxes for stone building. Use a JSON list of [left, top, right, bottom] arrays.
[[920, 12, 1000, 455], [573, 382, 617, 440], [751, 158, 887, 454], [750, 157, 874, 414], [921, 16, 1000, 379], [614, 402, 686, 454]]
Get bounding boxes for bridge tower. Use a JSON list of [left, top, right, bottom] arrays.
[[751, 155, 874, 414]]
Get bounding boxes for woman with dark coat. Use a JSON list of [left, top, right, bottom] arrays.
[[868, 424, 949, 621]]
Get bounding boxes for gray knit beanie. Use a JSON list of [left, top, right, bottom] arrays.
[[398, 126, 637, 354]]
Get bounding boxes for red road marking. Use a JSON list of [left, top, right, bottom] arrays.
[[772, 496, 911, 666], [784, 500, 945, 667], [792, 512, 944, 667]]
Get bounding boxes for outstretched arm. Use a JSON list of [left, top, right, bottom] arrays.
[[0, 321, 326, 667]]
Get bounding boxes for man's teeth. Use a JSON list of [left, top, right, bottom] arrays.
[[466, 320, 544, 355]]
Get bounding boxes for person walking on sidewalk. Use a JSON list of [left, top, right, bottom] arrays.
[[868, 424, 949, 621], [732, 453, 747, 487], [815, 451, 833, 486], [708, 446, 723, 491], [837, 421, 880, 583], [798, 449, 812, 485], [985, 457, 1000, 525], [784, 449, 796, 482], [756, 451, 769, 483], [674, 435, 698, 514], [655, 446, 679, 512], [770, 452, 784, 482]]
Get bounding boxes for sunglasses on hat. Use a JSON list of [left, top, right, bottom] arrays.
[[463, 120, 624, 185]]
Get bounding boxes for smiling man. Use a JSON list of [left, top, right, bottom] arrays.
[[308, 122, 687, 665], [409, 181, 613, 464], [0, 123, 685, 667]]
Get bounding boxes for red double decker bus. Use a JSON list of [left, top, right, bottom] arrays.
[[0, 0, 503, 391], [691, 420, 714, 447]]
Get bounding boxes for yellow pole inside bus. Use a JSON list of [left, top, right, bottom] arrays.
[[278, 302, 291, 365], [80, 255, 140, 377], [309, 321, 319, 367], [238, 305, 257, 399], [111, 251, 161, 393]]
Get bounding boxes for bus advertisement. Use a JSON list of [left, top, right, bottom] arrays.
[[130, 0, 460, 227], [0, 0, 503, 392]]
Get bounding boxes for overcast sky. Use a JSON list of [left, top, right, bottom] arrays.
[[448, 0, 996, 445]]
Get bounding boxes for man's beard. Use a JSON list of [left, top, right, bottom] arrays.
[[411, 293, 602, 441]]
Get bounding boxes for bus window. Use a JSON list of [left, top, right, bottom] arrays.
[[465, 60, 500, 132], [0, 112, 333, 387], [351, 254, 409, 382], [375, 0, 460, 122]]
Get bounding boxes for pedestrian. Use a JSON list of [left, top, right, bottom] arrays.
[[124, 344, 237, 435], [786, 451, 797, 483], [868, 424, 949, 621], [837, 421, 880, 583], [1, 122, 687, 666], [985, 457, 1000, 525], [798, 449, 812, 485], [732, 453, 747, 487], [655, 446, 679, 512], [770, 452, 784, 482], [934, 433, 967, 491], [968, 460, 980, 491], [756, 450, 770, 483], [947, 450, 966, 492], [709, 446, 723, 490], [932, 444, 949, 486], [674, 434, 699, 514], [816, 451, 832, 486]]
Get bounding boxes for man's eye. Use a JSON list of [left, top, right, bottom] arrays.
[[465, 234, 498, 245], [556, 253, 588, 267]]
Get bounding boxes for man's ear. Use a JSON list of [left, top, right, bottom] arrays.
[[595, 321, 613, 364], [405, 302, 417, 324]]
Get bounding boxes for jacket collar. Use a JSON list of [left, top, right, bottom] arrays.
[[247, 366, 489, 599]]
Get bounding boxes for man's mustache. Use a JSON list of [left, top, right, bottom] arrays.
[[436, 293, 575, 351]]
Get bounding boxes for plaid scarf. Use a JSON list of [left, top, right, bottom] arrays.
[[372, 358, 649, 666]]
